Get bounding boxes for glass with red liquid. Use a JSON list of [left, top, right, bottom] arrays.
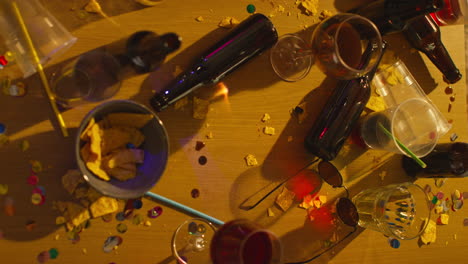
[[210, 219, 282, 264]]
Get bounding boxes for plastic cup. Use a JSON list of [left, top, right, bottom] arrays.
[[0, 0, 77, 77], [352, 182, 431, 240], [372, 59, 452, 136], [50, 50, 122, 107], [358, 98, 439, 158]]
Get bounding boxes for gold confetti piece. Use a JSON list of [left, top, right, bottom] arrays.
[[195, 16, 204, 22], [206, 131, 213, 139], [20, 140, 30, 151], [0, 134, 8, 147], [453, 234, 457, 240], [275, 187, 295, 211], [54, 234, 60, 240], [30, 160, 43, 173], [420, 219, 436, 245], [263, 126, 275, 135], [267, 208, 275, 217], [82, 248, 87, 254], [261, 113, 271, 122], [144, 220, 152, 227], [0, 184, 8, 195], [244, 154, 258, 166]]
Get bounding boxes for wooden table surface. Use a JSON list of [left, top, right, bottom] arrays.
[[1, 0, 467, 263]]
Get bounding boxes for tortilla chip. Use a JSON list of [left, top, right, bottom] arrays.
[[62, 170, 84, 194], [80, 143, 92, 162], [89, 123, 103, 158], [66, 202, 91, 227], [86, 158, 110, 181], [101, 127, 132, 154], [107, 165, 137, 181], [275, 187, 296, 211], [103, 149, 145, 169], [89, 196, 119, 218], [105, 113, 153, 128], [118, 126, 145, 147], [80, 118, 95, 141]]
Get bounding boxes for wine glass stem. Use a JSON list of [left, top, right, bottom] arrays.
[[294, 48, 314, 60]]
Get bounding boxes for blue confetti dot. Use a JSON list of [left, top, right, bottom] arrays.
[[133, 199, 143, 209], [0, 123, 6, 134], [389, 238, 400, 248]]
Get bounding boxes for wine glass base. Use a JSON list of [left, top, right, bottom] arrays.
[[270, 34, 312, 82]]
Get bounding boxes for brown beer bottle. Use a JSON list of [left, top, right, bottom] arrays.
[[403, 15, 462, 84], [402, 142, 468, 177], [350, 0, 445, 35]]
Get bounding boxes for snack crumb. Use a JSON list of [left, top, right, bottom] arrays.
[[263, 126, 275, 136], [195, 16, 204, 22], [261, 113, 271, 122], [244, 154, 258, 166]]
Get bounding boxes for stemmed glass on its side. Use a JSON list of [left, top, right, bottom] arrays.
[[270, 13, 383, 82]]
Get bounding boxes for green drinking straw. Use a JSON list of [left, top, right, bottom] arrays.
[[378, 122, 427, 168]]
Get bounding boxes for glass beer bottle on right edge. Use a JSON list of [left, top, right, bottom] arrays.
[[351, 0, 445, 35], [402, 142, 468, 177], [403, 14, 462, 84]]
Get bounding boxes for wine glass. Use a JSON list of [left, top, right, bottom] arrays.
[[210, 219, 282, 264], [270, 13, 383, 82], [171, 218, 217, 264]]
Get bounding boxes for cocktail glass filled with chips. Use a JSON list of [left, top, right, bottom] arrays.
[[172, 218, 217, 264], [75, 100, 169, 199]]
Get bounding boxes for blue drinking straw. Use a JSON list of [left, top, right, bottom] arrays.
[[145, 191, 225, 226]]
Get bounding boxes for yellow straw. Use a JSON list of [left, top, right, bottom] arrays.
[[11, 1, 69, 137]]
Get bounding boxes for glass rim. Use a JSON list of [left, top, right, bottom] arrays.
[[331, 13, 383, 75], [384, 182, 432, 240], [238, 228, 283, 264], [390, 98, 440, 158], [171, 218, 217, 264]]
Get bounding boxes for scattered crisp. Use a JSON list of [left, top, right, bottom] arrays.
[[267, 208, 275, 217], [195, 16, 204, 22], [420, 219, 436, 245], [263, 126, 275, 136], [89, 196, 119, 218], [366, 94, 386, 112], [218, 17, 240, 29], [298, 0, 319, 16], [275, 187, 295, 211], [244, 154, 258, 166], [261, 113, 271, 122], [437, 214, 449, 225], [319, 10, 334, 20], [62, 170, 84, 194], [193, 97, 210, 119]]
